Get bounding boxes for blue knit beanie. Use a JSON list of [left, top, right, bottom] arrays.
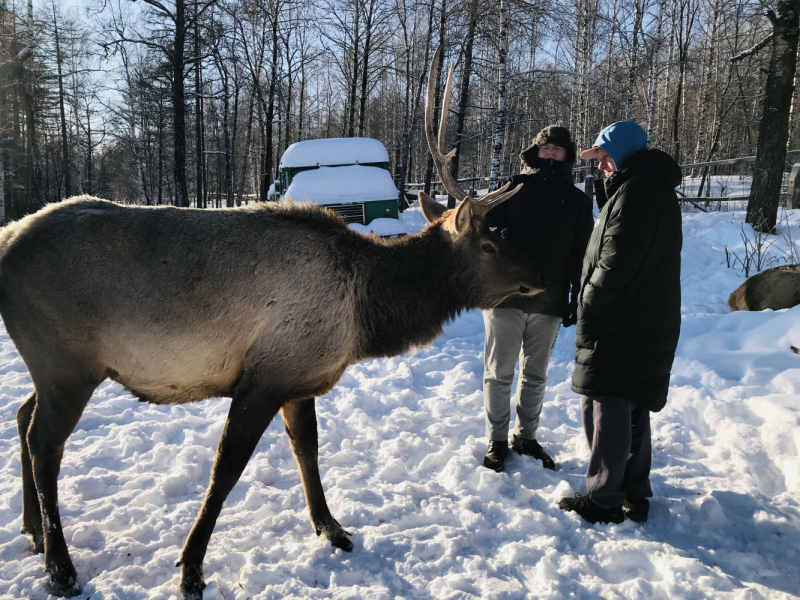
[[592, 121, 648, 168]]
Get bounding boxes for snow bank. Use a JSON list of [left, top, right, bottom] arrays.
[[279, 138, 389, 169], [1, 205, 799, 599], [679, 174, 753, 198], [284, 165, 399, 206]]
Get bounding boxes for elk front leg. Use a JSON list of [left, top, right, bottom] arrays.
[[177, 390, 281, 600], [17, 392, 43, 553], [281, 398, 352, 551]]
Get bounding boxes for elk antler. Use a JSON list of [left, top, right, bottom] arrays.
[[425, 45, 523, 210]]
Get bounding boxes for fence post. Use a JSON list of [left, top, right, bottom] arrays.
[[787, 163, 800, 209], [395, 163, 406, 212], [584, 174, 594, 202]]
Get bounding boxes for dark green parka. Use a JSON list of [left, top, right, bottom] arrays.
[[571, 149, 682, 411]]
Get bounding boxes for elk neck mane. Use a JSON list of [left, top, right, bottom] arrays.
[[353, 223, 470, 359]]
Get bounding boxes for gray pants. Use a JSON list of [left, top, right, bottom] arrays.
[[483, 308, 561, 441], [582, 395, 653, 508]]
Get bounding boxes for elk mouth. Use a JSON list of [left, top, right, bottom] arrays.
[[518, 278, 547, 295]]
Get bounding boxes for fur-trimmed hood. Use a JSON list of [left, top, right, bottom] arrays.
[[520, 125, 577, 168]]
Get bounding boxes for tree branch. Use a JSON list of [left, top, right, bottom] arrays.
[[730, 33, 773, 63], [102, 35, 170, 54], [186, 0, 221, 28], [139, 0, 175, 22]]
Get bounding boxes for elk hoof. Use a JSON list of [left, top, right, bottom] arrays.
[[21, 528, 44, 554], [179, 563, 206, 600], [330, 530, 353, 552], [46, 573, 80, 598], [316, 520, 353, 552]]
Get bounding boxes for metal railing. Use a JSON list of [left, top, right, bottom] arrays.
[[403, 150, 800, 209]]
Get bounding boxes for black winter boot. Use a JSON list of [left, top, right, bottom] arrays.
[[558, 494, 624, 524], [483, 440, 509, 472], [511, 435, 556, 470], [623, 497, 650, 523]]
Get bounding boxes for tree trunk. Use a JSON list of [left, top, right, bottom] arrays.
[[449, 0, 477, 209], [347, 0, 361, 137], [136, 149, 147, 205], [194, 2, 203, 208], [403, 0, 435, 195], [628, 0, 643, 108], [747, 0, 800, 233], [672, 0, 696, 163], [395, 5, 412, 210], [577, 0, 598, 150], [219, 66, 233, 207], [298, 60, 306, 140], [285, 61, 293, 151], [646, 1, 664, 139], [158, 88, 164, 204], [262, 0, 280, 201], [488, 0, 509, 190], [658, 0, 677, 147], [238, 91, 256, 206], [229, 73, 239, 207], [85, 104, 93, 196], [173, 0, 189, 207], [691, 0, 719, 166], [53, 5, 70, 199], [357, 0, 376, 136]]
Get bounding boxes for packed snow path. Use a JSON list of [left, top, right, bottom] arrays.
[[1, 206, 799, 599]]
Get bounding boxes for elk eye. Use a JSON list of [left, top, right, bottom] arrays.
[[482, 244, 496, 254]]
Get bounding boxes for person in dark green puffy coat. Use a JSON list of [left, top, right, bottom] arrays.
[[558, 121, 682, 525]]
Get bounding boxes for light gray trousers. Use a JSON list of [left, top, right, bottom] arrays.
[[483, 308, 561, 441]]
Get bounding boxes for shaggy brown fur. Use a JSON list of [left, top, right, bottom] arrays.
[[0, 193, 543, 599], [728, 265, 800, 312]]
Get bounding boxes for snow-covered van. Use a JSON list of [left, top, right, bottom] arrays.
[[275, 137, 407, 237]]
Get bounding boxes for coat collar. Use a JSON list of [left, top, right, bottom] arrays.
[[602, 149, 682, 198], [521, 155, 575, 184]]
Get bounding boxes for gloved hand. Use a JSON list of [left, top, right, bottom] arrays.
[[562, 299, 578, 327]]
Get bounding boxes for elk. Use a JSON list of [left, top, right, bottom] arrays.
[[728, 265, 800, 311], [0, 47, 540, 600]]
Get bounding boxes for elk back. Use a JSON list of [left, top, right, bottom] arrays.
[[728, 265, 800, 311]]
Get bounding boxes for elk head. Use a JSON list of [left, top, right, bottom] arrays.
[[419, 45, 546, 308]]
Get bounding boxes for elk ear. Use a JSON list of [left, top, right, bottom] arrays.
[[419, 191, 447, 223], [451, 198, 473, 235]]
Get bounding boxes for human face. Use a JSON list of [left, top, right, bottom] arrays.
[[596, 148, 617, 177], [538, 144, 567, 161]]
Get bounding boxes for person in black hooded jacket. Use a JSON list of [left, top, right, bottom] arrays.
[[558, 121, 682, 525], [481, 126, 594, 473]]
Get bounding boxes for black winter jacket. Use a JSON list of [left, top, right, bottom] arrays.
[[486, 157, 594, 317], [571, 149, 683, 411]]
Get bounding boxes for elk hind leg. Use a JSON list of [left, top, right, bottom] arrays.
[[17, 391, 43, 553], [177, 389, 282, 600], [282, 398, 352, 551], [28, 379, 97, 597]]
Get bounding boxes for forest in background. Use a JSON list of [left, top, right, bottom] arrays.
[[0, 0, 787, 219]]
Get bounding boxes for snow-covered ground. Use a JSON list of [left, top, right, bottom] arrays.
[[678, 174, 754, 199], [1, 202, 799, 599]]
